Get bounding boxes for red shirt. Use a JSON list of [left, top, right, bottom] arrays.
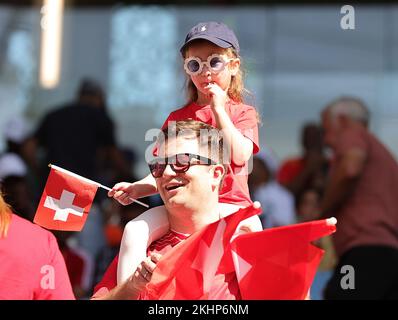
[[0, 213, 75, 300], [162, 101, 259, 207], [276, 157, 305, 185], [61, 245, 93, 292], [332, 126, 398, 257]]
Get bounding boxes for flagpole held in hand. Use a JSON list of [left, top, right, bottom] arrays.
[[48, 164, 149, 208]]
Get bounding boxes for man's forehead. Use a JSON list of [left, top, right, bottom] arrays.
[[158, 136, 202, 156]]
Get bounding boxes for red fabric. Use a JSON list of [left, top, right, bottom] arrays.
[[93, 207, 335, 300], [61, 246, 86, 289], [0, 213, 75, 299], [276, 157, 305, 185], [34, 167, 98, 231], [92, 255, 118, 296], [231, 219, 336, 299], [145, 205, 261, 300], [104, 224, 123, 247], [161, 101, 259, 207], [92, 230, 188, 297]]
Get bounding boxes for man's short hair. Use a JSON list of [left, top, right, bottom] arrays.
[[159, 120, 227, 165], [325, 96, 370, 127]]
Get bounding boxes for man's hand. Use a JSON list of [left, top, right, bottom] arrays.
[[128, 253, 162, 294]]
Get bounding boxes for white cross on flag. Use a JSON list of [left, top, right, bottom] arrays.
[[34, 165, 99, 231]]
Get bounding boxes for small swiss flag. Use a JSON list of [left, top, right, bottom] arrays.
[[34, 166, 98, 231]]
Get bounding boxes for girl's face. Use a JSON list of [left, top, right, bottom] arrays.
[[185, 41, 240, 99]]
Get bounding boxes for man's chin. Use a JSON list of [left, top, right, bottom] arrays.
[[165, 198, 185, 210]]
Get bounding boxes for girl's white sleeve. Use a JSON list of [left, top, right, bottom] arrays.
[[117, 205, 170, 285]]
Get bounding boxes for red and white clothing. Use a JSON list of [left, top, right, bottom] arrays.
[[93, 230, 188, 298], [93, 230, 241, 300], [0, 213, 74, 300], [162, 101, 259, 207]]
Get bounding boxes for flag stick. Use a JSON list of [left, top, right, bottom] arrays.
[[49, 164, 149, 208]]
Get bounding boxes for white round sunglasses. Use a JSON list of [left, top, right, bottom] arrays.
[[183, 53, 234, 76]]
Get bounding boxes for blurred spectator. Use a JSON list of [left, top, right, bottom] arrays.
[[320, 97, 398, 299], [1, 115, 36, 173], [296, 188, 337, 299], [53, 231, 94, 300], [0, 153, 27, 181], [0, 192, 74, 299], [1, 175, 34, 221], [249, 148, 296, 228], [296, 188, 323, 223], [277, 123, 329, 202], [31, 78, 131, 282], [32, 77, 129, 184], [0, 115, 38, 220]]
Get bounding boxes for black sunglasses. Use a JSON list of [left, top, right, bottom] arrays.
[[148, 153, 217, 178]]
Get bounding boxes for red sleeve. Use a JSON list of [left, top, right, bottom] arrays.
[[92, 255, 119, 297], [233, 105, 260, 154], [36, 232, 75, 300], [161, 112, 176, 130]]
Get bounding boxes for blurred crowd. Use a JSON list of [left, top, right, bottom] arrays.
[[1, 78, 397, 299]]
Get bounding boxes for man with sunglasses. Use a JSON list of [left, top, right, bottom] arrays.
[[92, 120, 251, 299]]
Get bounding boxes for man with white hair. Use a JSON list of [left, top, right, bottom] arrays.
[[320, 96, 398, 299]]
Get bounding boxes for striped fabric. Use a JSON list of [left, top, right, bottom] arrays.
[[147, 230, 189, 256]]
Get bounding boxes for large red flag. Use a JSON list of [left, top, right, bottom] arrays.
[[231, 218, 336, 300], [34, 165, 98, 231], [145, 204, 261, 300]]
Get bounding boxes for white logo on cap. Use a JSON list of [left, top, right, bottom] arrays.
[[201, 26, 206, 32]]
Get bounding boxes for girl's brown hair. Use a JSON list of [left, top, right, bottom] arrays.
[[0, 193, 11, 238]]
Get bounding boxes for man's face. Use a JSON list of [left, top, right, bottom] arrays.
[[321, 111, 340, 150], [155, 136, 222, 211]]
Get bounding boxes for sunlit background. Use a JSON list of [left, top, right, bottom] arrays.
[[0, 2, 397, 174], [1, 0, 398, 301]]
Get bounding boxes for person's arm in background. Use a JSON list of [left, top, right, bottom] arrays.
[[320, 147, 366, 218], [282, 151, 325, 198]]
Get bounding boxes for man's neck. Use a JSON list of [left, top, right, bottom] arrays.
[[167, 204, 221, 234]]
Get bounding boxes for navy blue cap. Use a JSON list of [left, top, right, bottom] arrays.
[[180, 21, 240, 55]]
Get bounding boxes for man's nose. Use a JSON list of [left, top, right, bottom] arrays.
[[162, 164, 177, 177]]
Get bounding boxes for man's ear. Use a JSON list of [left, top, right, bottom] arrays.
[[211, 164, 225, 187], [229, 58, 240, 76]]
